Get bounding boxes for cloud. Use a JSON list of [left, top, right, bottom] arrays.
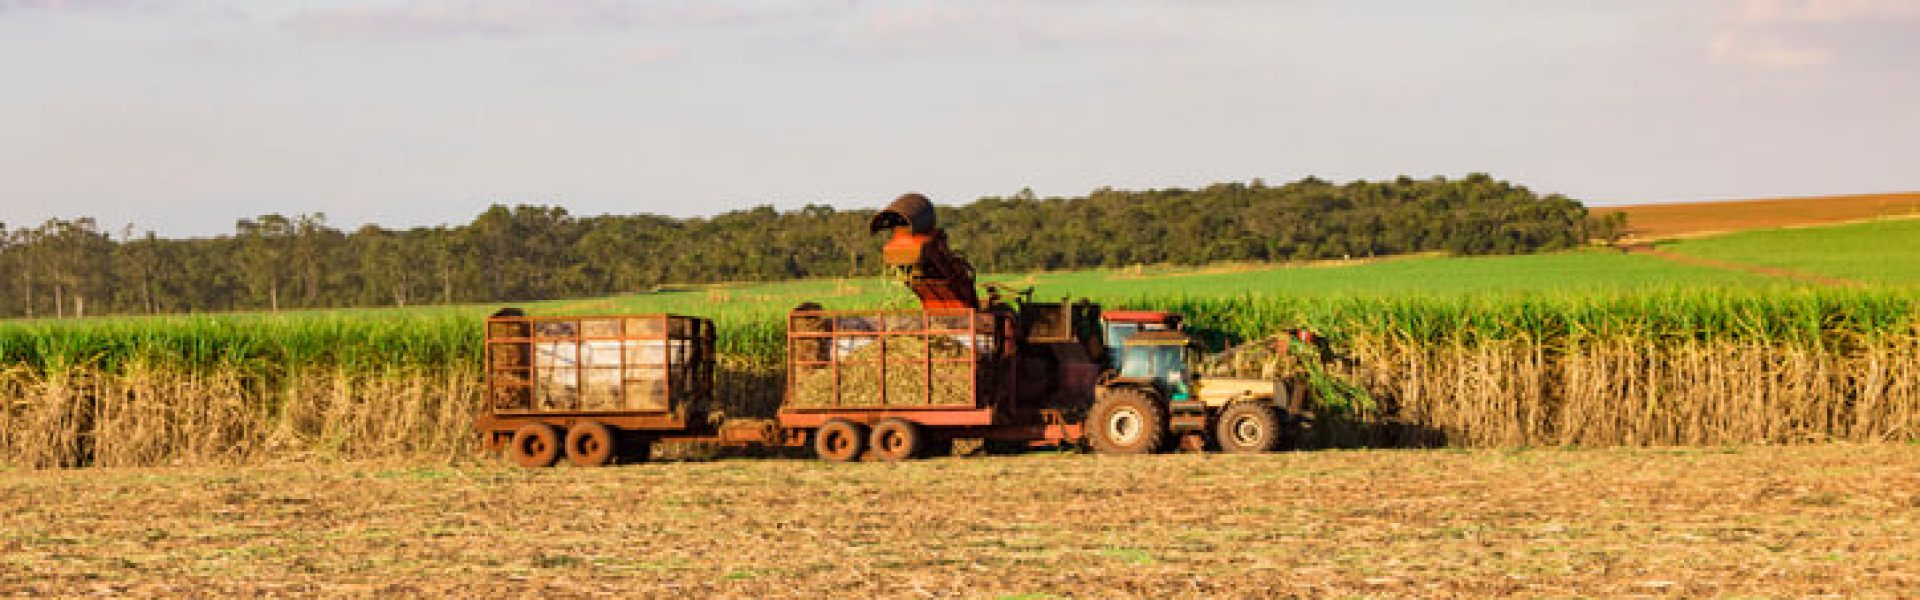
[[1710, 29, 1831, 67], [837, 1, 1177, 54], [284, 0, 1184, 62], [1738, 0, 1920, 23], [621, 45, 683, 65], [0, 0, 145, 12], [285, 0, 750, 40], [1712, 0, 1920, 69]]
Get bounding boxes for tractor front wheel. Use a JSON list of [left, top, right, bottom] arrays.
[[1215, 403, 1283, 453], [1087, 388, 1167, 455], [814, 420, 868, 462]]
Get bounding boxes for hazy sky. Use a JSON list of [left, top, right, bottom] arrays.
[[3, 0, 1917, 237]]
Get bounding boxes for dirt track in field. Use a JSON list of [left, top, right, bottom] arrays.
[[3, 445, 1917, 598]]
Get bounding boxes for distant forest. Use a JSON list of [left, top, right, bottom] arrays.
[[0, 174, 1622, 318]]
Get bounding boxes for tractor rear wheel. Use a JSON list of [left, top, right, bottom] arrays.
[[1087, 388, 1167, 455], [564, 420, 617, 467], [509, 423, 562, 468], [814, 420, 868, 462], [1215, 403, 1283, 453], [868, 419, 923, 462]]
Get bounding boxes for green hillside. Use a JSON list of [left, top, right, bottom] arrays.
[[1658, 218, 1920, 285]]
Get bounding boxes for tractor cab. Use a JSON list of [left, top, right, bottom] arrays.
[[1112, 330, 1198, 401], [1100, 310, 1192, 399]]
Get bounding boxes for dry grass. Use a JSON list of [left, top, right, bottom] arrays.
[[1202, 331, 1920, 448], [0, 366, 479, 468], [1338, 333, 1920, 447], [1593, 191, 1920, 240], [1, 445, 1915, 597]]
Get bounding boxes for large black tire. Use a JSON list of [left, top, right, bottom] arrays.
[[814, 420, 868, 462], [509, 423, 562, 468], [1215, 403, 1283, 453], [1087, 388, 1168, 455], [564, 420, 617, 467], [867, 419, 924, 462]]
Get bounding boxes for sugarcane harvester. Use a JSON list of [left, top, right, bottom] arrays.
[[777, 193, 1294, 461]]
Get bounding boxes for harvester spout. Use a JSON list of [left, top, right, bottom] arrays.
[[869, 193, 938, 234], [870, 193, 980, 310]]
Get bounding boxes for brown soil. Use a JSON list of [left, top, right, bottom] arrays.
[[3, 445, 1916, 597], [1593, 192, 1920, 240]]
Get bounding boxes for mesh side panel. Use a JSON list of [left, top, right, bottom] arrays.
[[536, 368, 578, 410], [581, 318, 621, 338], [580, 368, 622, 409], [488, 322, 530, 338], [931, 363, 973, 406], [788, 363, 837, 407]]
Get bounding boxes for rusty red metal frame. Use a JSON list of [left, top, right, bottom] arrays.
[[480, 314, 714, 437], [778, 307, 1018, 428]]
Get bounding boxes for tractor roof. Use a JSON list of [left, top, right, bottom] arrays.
[[1104, 310, 1179, 324], [1122, 330, 1191, 346]]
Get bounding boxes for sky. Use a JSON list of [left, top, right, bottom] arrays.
[[2, 0, 1917, 237]]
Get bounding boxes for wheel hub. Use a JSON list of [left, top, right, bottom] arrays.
[[1232, 417, 1263, 445], [1108, 407, 1143, 445]]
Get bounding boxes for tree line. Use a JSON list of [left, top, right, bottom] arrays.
[[0, 174, 1618, 318]]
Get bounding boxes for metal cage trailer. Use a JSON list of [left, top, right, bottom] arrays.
[[477, 312, 757, 467], [778, 306, 1091, 462]]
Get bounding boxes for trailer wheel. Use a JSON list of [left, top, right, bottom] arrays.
[[509, 423, 562, 468], [813, 420, 868, 462], [1087, 388, 1167, 455], [1215, 402, 1282, 453], [868, 419, 923, 462], [564, 420, 618, 467]]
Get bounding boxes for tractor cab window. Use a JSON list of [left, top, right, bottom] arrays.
[[1105, 322, 1142, 352], [1118, 331, 1195, 399], [1104, 320, 1173, 350], [1119, 344, 1183, 380]]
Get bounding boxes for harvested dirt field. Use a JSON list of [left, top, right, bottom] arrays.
[[4, 445, 1917, 598], [1593, 192, 1920, 240]]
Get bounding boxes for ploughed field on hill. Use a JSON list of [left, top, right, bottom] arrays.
[[1, 220, 1918, 467], [2, 445, 1915, 597], [1591, 191, 1920, 240]]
